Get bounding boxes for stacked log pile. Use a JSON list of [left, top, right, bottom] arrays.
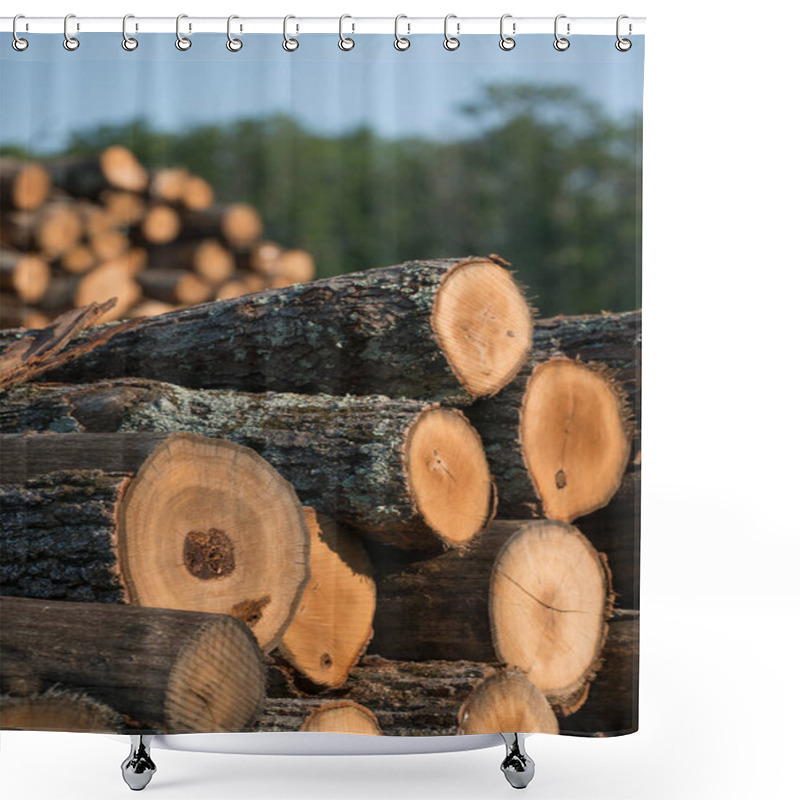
[[0, 245, 640, 738], [0, 149, 315, 329]]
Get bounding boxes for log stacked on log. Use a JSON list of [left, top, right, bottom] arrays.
[[0, 147, 316, 329], [0, 233, 639, 738], [0, 597, 266, 733]]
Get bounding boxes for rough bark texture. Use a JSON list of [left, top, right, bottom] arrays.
[[29, 258, 521, 402], [0, 597, 265, 733], [0, 469, 129, 603], [465, 310, 641, 518], [0, 379, 485, 548], [558, 610, 639, 736], [256, 658, 495, 736]]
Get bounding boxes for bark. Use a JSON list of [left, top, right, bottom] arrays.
[[0, 597, 265, 733], [465, 310, 641, 517], [558, 610, 639, 736], [0, 379, 491, 549], [256, 658, 494, 736], [0, 203, 83, 257], [30, 258, 530, 402], [48, 148, 148, 197]]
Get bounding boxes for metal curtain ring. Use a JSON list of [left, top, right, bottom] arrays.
[[176, 14, 191, 50], [444, 14, 460, 51], [63, 13, 79, 51], [12, 14, 28, 51], [553, 14, 570, 51], [616, 14, 632, 51], [122, 14, 138, 51], [394, 14, 410, 51], [283, 15, 299, 51], [227, 15, 243, 51], [339, 14, 354, 50], [500, 14, 516, 50]]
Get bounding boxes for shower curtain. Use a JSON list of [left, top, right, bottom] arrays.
[[0, 26, 643, 739]]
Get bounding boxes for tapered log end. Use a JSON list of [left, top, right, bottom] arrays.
[[405, 407, 494, 548], [520, 358, 632, 522], [432, 257, 533, 397], [165, 615, 265, 732], [279, 508, 376, 689], [490, 520, 610, 714], [0, 692, 124, 733], [118, 432, 310, 652], [301, 701, 382, 735], [458, 671, 559, 735]]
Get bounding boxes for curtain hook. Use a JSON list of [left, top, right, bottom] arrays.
[[12, 14, 28, 51], [394, 14, 410, 51], [122, 14, 138, 51], [175, 13, 192, 50], [615, 15, 632, 51], [227, 15, 243, 51], [63, 13, 80, 51], [444, 14, 460, 51], [283, 15, 299, 51], [553, 14, 570, 51], [339, 14, 355, 50], [500, 14, 516, 51]]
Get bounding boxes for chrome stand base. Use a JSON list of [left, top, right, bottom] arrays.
[[500, 733, 535, 790], [121, 735, 156, 791]]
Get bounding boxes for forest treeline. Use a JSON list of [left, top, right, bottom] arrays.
[[1, 84, 641, 316]]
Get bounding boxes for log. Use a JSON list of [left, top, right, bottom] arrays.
[[128, 299, 177, 318], [1, 691, 124, 733], [73, 259, 142, 322], [181, 174, 215, 210], [279, 508, 376, 689], [248, 240, 284, 276], [137, 268, 212, 305], [49, 146, 149, 197], [0, 250, 50, 303], [0, 432, 309, 650], [0, 380, 494, 550], [149, 168, 189, 203], [261, 249, 315, 288], [147, 240, 234, 285], [558, 610, 638, 736], [257, 659, 493, 735], [368, 520, 611, 714], [78, 202, 115, 239], [1, 203, 83, 257], [0, 596, 265, 733], [182, 204, 262, 248], [37, 257, 533, 401], [458, 670, 559, 735], [465, 310, 641, 518], [59, 245, 96, 275], [301, 702, 382, 735], [0, 301, 49, 331], [0, 159, 51, 211], [89, 229, 129, 261], [101, 190, 146, 226], [137, 204, 181, 244]]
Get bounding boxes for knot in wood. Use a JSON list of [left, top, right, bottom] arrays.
[[183, 528, 236, 580]]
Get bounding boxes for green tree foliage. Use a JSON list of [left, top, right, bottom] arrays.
[[8, 83, 641, 315]]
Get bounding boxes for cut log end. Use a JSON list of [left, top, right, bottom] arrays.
[[521, 358, 632, 522], [279, 508, 376, 689], [118, 432, 309, 651], [100, 145, 149, 193], [74, 260, 142, 323], [490, 520, 611, 714], [458, 671, 559, 735], [0, 692, 124, 733], [141, 205, 181, 244], [1, 252, 50, 303], [301, 701, 382, 735], [164, 615, 265, 732], [4, 163, 51, 211], [223, 204, 263, 247], [432, 257, 533, 397], [405, 407, 493, 547]]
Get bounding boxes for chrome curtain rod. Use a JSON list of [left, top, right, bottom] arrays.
[[1, 16, 645, 36]]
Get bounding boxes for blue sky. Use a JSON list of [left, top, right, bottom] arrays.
[[1, 33, 644, 151]]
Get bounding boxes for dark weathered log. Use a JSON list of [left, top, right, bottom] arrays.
[[0, 380, 493, 550], [31, 257, 533, 402], [0, 432, 310, 651], [48, 147, 148, 197], [256, 658, 495, 736], [0, 597, 265, 733], [558, 610, 639, 736], [0, 159, 51, 211], [465, 310, 641, 518]]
